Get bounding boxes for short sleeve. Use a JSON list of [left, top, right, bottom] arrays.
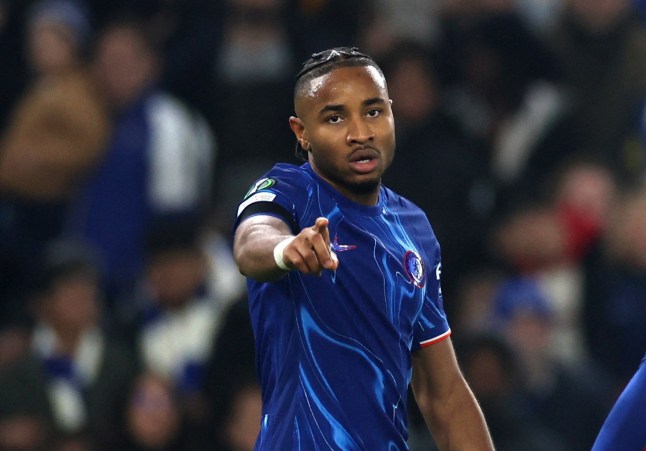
[[234, 164, 309, 234], [411, 236, 451, 351]]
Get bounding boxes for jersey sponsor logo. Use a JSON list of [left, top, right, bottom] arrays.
[[404, 250, 425, 288], [236, 192, 276, 217], [331, 235, 357, 253], [243, 177, 276, 199]]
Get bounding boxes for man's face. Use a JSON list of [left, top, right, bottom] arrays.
[[291, 65, 396, 205]]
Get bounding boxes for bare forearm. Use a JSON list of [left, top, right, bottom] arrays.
[[420, 380, 493, 450], [233, 220, 292, 281], [234, 215, 338, 281]]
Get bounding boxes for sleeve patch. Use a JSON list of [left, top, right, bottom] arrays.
[[237, 192, 276, 217]]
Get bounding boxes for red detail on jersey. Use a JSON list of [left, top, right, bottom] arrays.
[[419, 329, 452, 348]]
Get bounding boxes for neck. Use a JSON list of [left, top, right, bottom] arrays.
[[309, 163, 381, 206]]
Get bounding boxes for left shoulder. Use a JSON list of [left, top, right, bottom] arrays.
[[382, 185, 427, 217], [382, 185, 440, 249]]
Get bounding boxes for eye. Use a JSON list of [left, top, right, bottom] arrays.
[[367, 109, 381, 118], [328, 115, 343, 124]]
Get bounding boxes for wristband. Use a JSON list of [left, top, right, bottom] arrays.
[[273, 236, 295, 271]]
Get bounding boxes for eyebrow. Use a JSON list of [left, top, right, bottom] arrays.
[[318, 97, 387, 115]]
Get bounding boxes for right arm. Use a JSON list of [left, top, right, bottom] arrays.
[[233, 215, 338, 282]]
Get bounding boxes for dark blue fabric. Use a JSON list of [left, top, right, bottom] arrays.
[[66, 94, 152, 300], [592, 353, 646, 450]]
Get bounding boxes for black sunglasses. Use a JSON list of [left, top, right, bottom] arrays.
[[295, 47, 372, 80]]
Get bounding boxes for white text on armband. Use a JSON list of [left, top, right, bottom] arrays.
[[237, 192, 277, 217]]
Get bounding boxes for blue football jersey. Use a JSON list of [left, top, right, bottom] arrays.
[[235, 163, 451, 450], [592, 353, 646, 451]]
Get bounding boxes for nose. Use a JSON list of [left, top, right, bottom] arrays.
[[346, 116, 374, 145]]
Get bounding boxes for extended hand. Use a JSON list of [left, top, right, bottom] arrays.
[[282, 217, 339, 275]]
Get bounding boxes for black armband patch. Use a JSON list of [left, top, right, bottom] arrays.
[[238, 201, 298, 233]]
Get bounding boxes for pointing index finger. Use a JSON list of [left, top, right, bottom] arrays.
[[313, 217, 330, 243], [312, 217, 338, 270]]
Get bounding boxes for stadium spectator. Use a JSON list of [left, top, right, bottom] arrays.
[[0, 239, 138, 450], [202, 297, 257, 451], [0, 0, 109, 326], [118, 370, 190, 451], [548, 0, 646, 182], [65, 17, 215, 305], [287, 0, 364, 63], [585, 184, 646, 384], [440, 8, 573, 215], [489, 277, 615, 450], [456, 332, 569, 451], [116, 217, 242, 449], [207, 0, 298, 231]]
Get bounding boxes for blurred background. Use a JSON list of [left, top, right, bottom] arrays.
[[0, 0, 645, 449]]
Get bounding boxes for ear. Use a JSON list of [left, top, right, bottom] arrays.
[[289, 116, 310, 150]]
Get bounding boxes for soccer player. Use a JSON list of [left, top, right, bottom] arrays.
[[233, 47, 494, 450], [591, 353, 646, 450]]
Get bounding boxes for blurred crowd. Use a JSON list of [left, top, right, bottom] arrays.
[[0, 0, 645, 450]]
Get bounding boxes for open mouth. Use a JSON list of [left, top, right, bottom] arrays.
[[349, 148, 379, 173]]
